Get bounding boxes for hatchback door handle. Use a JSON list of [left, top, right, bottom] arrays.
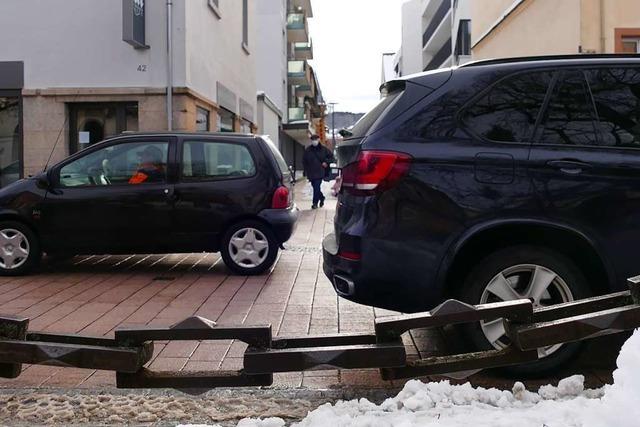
[[546, 160, 592, 175]]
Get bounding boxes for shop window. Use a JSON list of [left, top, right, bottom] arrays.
[[217, 108, 235, 132], [0, 94, 21, 187], [196, 107, 210, 132], [240, 119, 252, 134]]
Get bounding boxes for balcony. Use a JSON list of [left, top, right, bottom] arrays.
[[288, 60, 311, 85], [288, 107, 307, 123], [287, 12, 309, 43], [295, 84, 314, 97], [290, 0, 313, 17], [423, 0, 452, 48], [294, 41, 313, 60]]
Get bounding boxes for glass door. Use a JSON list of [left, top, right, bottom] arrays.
[[0, 91, 22, 187]]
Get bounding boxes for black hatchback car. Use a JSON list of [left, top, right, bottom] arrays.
[[0, 132, 297, 276], [323, 55, 640, 373]]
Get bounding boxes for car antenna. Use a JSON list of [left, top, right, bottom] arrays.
[[43, 90, 80, 173]]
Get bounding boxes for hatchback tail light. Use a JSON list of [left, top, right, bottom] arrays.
[[272, 186, 291, 209], [341, 151, 412, 196]]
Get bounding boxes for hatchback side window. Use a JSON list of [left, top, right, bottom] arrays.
[[464, 71, 553, 143], [182, 141, 255, 180], [586, 68, 640, 148], [539, 71, 599, 146], [59, 141, 169, 187]]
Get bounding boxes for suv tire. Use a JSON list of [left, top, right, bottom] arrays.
[[221, 220, 279, 276], [459, 245, 590, 376], [0, 221, 41, 276]]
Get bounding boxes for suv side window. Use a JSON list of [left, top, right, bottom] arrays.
[[464, 71, 553, 143], [539, 70, 599, 146], [182, 140, 256, 180], [586, 68, 640, 148]]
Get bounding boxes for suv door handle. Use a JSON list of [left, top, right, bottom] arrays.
[[546, 160, 592, 175]]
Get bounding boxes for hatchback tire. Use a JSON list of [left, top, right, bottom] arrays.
[[459, 245, 590, 376], [0, 221, 41, 276], [221, 220, 279, 275]]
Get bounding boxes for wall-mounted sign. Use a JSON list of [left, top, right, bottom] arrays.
[[123, 0, 148, 49]]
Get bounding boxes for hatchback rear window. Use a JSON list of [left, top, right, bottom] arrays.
[[349, 91, 402, 138], [261, 136, 290, 175]]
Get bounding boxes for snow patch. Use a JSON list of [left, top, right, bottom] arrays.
[[182, 329, 640, 427]]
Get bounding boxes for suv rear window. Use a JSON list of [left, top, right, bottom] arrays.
[[261, 136, 290, 175], [464, 71, 553, 143], [349, 91, 402, 138]]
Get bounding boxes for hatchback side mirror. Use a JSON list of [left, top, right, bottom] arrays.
[[36, 175, 50, 190]]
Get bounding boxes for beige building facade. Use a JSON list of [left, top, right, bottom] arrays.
[[472, 0, 640, 60]]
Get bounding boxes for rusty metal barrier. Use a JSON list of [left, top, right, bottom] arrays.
[[2, 276, 640, 391]]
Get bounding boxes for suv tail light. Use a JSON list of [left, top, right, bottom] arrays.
[[272, 186, 291, 209], [341, 151, 412, 196]]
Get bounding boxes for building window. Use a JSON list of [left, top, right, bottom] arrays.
[[0, 93, 22, 187], [622, 37, 640, 53], [615, 29, 640, 53], [242, 0, 249, 53], [455, 20, 471, 57], [69, 103, 139, 153], [217, 108, 235, 133], [208, 0, 221, 19], [196, 107, 210, 131]]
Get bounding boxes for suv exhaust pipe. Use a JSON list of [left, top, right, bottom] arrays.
[[333, 275, 355, 297]]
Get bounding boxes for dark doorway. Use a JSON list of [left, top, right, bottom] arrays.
[[69, 102, 138, 153]]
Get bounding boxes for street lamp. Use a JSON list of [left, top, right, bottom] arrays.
[[328, 102, 338, 149]]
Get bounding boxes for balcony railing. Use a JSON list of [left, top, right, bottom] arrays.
[[288, 107, 307, 122], [287, 13, 305, 30], [294, 42, 313, 60], [288, 60, 311, 85], [424, 38, 452, 71], [423, 0, 451, 47]]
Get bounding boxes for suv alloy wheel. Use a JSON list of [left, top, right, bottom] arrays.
[[460, 245, 590, 375]]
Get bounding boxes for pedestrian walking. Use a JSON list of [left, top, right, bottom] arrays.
[[302, 135, 334, 209]]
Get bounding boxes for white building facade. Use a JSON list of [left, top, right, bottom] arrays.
[[395, 0, 472, 77], [255, 0, 324, 176], [0, 0, 258, 180]]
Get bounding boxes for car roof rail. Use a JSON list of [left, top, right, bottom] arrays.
[[461, 53, 640, 68]]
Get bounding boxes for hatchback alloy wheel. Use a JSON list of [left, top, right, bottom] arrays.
[[228, 227, 270, 269], [0, 228, 30, 270], [479, 264, 574, 358]]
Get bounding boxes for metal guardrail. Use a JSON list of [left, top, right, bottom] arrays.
[[3, 277, 640, 391]]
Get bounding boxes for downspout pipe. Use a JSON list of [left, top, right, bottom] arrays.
[[166, 0, 173, 131], [599, 0, 605, 53]]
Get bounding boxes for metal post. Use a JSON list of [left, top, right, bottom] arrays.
[[328, 102, 337, 149], [166, 0, 174, 131]]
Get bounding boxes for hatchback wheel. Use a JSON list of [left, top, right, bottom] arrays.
[[459, 245, 590, 375], [221, 220, 278, 275], [0, 221, 41, 276]]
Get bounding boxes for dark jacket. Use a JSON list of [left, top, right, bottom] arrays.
[[303, 144, 334, 181]]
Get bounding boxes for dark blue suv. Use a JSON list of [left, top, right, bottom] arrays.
[[323, 55, 640, 373]]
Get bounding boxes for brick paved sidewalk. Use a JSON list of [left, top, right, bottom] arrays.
[[0, 181, 622, 391]]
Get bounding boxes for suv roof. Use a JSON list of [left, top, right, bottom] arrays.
[[460, 53, 640, 69]]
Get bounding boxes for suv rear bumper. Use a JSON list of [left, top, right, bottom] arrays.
[[323, 233, 425, 312], [259, 204, 299, 244]]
